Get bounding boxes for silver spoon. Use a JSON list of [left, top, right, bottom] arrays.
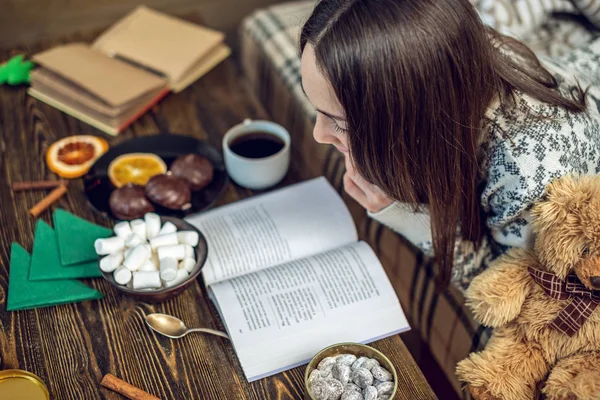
[[145, 313, 230, 340]]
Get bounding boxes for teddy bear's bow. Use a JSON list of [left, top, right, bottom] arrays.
[[528, 267, 600, 337]]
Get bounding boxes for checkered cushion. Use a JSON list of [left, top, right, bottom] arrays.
[[239, 2, 596, 397]]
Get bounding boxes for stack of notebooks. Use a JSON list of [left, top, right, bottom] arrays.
[[7, 209, 112, 311], [28, 6, 231, 135]]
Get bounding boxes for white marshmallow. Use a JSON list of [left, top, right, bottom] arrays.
[[133, 271, 162, 289], [100, 252, 124, 273], [124, 233, 143, 248], [144, 213, 161, 240], [130, 219, 147, 243], [165, 268, 190, 288], [184, 244, 195, 260], [177, 231, 199, 247], [150, 252, 160, 269], [160, 257, 178, 281], [157, 244, 186, 261], [123, 244, 150, 271], [95, 237, 125, 255], [158, 221, 178, 235], [179, 258, 196, 273], [139, 259, 158, 272], [113, 221, 133, 239], [128, 244, 150, 257], [150, 233, 179, 249], [113, 266, 132, 285]]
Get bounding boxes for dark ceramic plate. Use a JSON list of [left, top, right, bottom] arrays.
[[83, 134, 228, 220]]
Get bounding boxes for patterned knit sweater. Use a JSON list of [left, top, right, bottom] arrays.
[[370, 5, 600, 292]]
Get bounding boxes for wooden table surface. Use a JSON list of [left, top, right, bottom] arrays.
[[0, 35, 437, 400]]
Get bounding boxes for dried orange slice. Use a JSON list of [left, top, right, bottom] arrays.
[[108, 153, 167, 188], [46, 135, 109, 178]]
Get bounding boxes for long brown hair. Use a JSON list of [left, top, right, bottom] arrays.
[[300, 0, 586, 288]]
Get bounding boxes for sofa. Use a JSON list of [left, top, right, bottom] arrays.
[[238, 2, 598, 397]]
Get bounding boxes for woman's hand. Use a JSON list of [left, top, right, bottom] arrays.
[[343, 154, 393, 213]]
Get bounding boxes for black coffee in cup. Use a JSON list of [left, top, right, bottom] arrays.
[[223, 119, 290, 190], [229, 132, 284, 159]]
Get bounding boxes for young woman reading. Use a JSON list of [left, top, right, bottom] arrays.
[[299, 0, 600, 291]]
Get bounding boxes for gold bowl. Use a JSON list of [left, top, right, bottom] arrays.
[[0, 369, 49, 400], [304, 342, 398, 400]]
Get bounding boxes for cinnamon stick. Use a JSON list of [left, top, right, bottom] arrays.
[[29, 183, 68, 217], [12, 180, 67, 191], [101, 374, 161, 400]]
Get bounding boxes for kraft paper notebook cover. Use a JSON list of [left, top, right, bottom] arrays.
[[27, 6, 231, 135], [30, 68, 163, 117], [92, 5, 230, 92], [30, 77, 166, 129]]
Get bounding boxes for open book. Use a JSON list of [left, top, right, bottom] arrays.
[[28, 6, 230, 135], [187, 177, 410, 382]]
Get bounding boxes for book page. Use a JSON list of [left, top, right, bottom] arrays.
[[209, 241, 409, 382], [187, 177, 358, 286]]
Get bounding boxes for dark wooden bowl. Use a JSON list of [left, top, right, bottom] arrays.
[[99, 216, 208, 302]]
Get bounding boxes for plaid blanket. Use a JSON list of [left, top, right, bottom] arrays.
[[239, 2, 597, 397]]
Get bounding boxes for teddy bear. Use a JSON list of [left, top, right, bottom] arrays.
[[456, 174, 600, 400]]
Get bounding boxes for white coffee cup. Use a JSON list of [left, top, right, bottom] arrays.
[[222, 119, 291, 190]]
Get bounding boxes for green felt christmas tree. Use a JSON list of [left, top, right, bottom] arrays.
[[53, 209, 112, 266], [29, 220, 101, 281], [7, 243, 103, 311]]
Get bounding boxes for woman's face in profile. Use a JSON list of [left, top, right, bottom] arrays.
[[300, 44, 393, 213], [301, 44, 350, 155]]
